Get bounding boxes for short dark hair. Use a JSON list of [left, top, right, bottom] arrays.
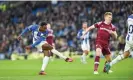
[[39, 21, 47, 26]]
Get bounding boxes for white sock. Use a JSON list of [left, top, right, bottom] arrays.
[[51, 49, 67, 60], [41, 56, 49, 71], [81, 53, 86, 62], [110, 54, 124, 66]]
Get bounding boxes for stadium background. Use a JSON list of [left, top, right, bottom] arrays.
[[0, 1, 133, 59]]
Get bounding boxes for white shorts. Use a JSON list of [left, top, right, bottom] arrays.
[[34, 41, 47, 52], [81, 40, 90, 51], [124, 41, 133, 52]]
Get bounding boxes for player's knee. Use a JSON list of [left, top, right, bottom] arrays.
[[124, 51, 130, 58], [44, 52, 49, 56], [84, 50, 89, 55], [96, 48, 101, 56], [42, 43, 53, 50], [44, 52, 50, 57]]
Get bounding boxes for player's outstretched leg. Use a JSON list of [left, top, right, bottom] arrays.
[[51, 49, 73, 62], [39, 50, 50, 75], [42, 43, 73, 62]]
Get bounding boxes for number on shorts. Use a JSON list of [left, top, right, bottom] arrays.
[[129, 25, 133, 34]]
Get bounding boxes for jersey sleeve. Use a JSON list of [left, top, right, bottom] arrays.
[[94, 22, 102, 28], [20, 25, 37, 36], [48, 29, 53, 34], [27, 25, 37, 31], [77, 30, 82, 39], [111, 24, 116, 31], [51, 29, 54, 34]]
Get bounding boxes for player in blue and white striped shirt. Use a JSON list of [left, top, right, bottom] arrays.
[[18, 22, 73, 75], [77, 22, 90, 64]]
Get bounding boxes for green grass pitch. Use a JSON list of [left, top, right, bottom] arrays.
[[0, 58, 133, 80]]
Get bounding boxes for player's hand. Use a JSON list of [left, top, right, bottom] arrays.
[[25, 46, 32, 50], [108, 30, 114, 34], [105, 29, 113, 34], [52, 43, 55, 48], [17, 35, 22, 41]]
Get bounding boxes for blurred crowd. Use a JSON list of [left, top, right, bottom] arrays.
[[0, 1, 133, 59]]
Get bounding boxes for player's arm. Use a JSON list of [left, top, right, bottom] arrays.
[[85, 21, 102, 34], [84, 24, 97, 35], [18, 25, 35, 40], [86, 25, 95, 33], [20, 25, 34, 36], [108, 25, 118, 39], [77, 30, 83, 40], [82, 25, 95, 37], [110, 31, 118, 39], [80, 25, 96, 39]]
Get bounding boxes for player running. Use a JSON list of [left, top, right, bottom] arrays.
[[105, 14, 133, 73], [17, 22, 73, 75], [77, 22, 90, 64], [84, 12, 117, 74]]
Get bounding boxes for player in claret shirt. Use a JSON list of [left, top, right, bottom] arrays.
[[46, 23, 55, 61], [17, 21, 73, 75], [84, 12, 118, 74]]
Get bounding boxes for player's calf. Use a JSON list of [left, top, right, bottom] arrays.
[[43, 50, 50, 57], [42, 43, 73, 62], [94, 48, 101, 72], [104, 55, 112, 62]]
